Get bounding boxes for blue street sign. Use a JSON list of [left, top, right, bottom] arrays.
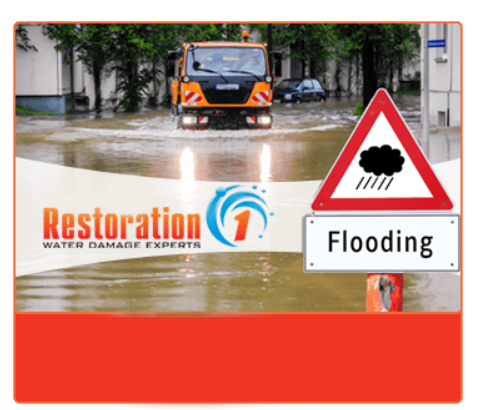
[[427, 39, 446, 48]]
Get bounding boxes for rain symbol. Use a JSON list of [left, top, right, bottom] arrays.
[[356, 145, 405, 191]]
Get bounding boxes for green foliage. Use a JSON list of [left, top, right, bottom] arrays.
[[334, 24, 420, 104], [16, 105, 64, 116], [353, 102, 365, 116], [107, 23, 246, 111], [395, 90, 421, 95], [43, 24, 77, 64], [180, 23, 243, 42], [162, 93, 171, 104], [38, 23, 420, 112], [43, 24, 114, 112], [108, 24, 151, 112], [250, 24, 337, 77], [16, 25, 37, 52]]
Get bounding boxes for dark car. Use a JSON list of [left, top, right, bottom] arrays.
[[273, 78, 326, 103]]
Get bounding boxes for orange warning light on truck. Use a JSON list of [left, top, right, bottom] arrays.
[[168, 31, 282, 129]]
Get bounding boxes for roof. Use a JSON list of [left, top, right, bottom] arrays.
[[189, 41, 266, 48]]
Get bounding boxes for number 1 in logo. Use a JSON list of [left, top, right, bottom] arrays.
[[234, 210, 250, 242]]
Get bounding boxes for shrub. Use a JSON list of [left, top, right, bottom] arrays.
[[353, 102, 365, 116]]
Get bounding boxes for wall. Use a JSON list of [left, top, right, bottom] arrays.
[[426, 23, 461, 127], [16, 24, 61, 96], [16, 24, 121, 113]]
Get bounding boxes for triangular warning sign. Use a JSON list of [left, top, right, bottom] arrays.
[[311, 89, 453, 211]]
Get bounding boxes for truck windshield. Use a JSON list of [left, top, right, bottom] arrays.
[[186, 47, 267, 77]]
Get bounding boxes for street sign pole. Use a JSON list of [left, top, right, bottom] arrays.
[[366, 273, 403, 312], [374, 24, 430, 312], [307, 89, 456, 313], [370, 26, 429, 312], [422, 24, 430, 159], [366, 273, 403, 311]]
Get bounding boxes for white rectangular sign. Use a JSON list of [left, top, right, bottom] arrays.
[[304, 214, 460, 272]]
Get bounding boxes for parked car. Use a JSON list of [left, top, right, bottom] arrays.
[[273, 78, 326, 103]]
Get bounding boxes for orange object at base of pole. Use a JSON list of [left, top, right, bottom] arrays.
[[366, 273, 404, 312]]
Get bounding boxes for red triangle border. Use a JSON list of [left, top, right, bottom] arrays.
[[311, 89, 453, 211]]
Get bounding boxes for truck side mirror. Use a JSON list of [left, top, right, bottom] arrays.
[[167, 60, 175, 77], [269, 51, 283, 78]]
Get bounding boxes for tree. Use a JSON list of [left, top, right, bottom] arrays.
[[139, 24, 179, 107], [16, 24, 37, 52], [385, 24, 420, 88], [39, 23, 419, 112], [248, 23, 282, 76], [75, 25, 113, 113], [334, 24, 379, 106], [43, 24, 112, 113], [334, 24, 420, 106], [251, 24, 336, 81], [43, 23, 244, 113]]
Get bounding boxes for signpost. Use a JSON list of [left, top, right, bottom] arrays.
[[427, 39, 446, 48], [305, 214, 459, 272], [311, 89, 452, 211], [306, 89, 458, 312]]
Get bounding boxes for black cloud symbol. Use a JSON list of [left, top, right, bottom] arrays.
[[359, 145, 405, 176]]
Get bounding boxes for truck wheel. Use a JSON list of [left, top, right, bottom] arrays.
[[296, 98, 303, 104]]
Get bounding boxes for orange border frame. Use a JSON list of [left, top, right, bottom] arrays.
[[13, 21, 464, 404]]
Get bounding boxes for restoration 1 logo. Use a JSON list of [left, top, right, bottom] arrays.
[[206, 185, 272, 247]]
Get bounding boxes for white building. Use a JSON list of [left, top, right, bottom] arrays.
[[17, 24, 449, 114], [422, 23, 461, 127], [16, 24, 119, 114]]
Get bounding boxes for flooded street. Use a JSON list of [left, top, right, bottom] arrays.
[[15, 95, 459, 312], [15, 100, 362, 182]]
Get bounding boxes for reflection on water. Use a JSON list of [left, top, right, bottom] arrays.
[[16, 253, 369, 312], [16, 252, 456, 312], [15, 96, 421, 183], [180, 146, 195, 181], [14, 95, 443, 313], [179, 146, 195, 202], [15, 98, 416, 182], [260, 144, 271, 183]]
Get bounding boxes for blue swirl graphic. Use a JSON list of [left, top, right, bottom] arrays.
[[206, 186, 269, 247], [206, 186, 242, 247], [231, 201, 268, 232], [220, 192, 267, 227]]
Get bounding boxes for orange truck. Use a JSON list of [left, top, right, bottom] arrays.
[[168, 31, 281, 130]]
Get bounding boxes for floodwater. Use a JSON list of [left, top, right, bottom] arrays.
[[15, 95, 460, 312]]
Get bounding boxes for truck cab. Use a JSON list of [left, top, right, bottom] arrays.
[[168, 32, 280, 130]]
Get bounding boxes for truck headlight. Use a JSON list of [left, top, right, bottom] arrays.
[[182, 116, 197, 125], [258, 115, 271, 125], [284, 94, 292, 99]]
